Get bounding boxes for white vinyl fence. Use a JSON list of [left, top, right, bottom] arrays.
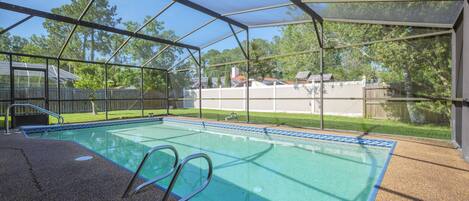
[[184, 80, 366, 117]]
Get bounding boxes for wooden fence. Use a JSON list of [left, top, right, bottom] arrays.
[[0, 87, 166, 115], [364, 85, 449, 124], [0, 85, 449, 125]]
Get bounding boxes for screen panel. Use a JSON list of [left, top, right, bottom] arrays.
[[307, 1, 463, 25]]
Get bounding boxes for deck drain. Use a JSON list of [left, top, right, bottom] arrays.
[[75, 155, 93, 161]]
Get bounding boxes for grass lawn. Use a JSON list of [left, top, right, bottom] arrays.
[[1, 108, 450, 140], [169, 109, 451, 139]]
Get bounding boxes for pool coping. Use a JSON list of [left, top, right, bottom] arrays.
[[20, 117, 397, 201]]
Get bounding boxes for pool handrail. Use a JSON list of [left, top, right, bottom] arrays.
[[4, 103, 64, 135], [122, 145, 179, 198], [162, 153, 213, 201]]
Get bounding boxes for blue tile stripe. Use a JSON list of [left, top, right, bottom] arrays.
[[21, 118, 162, 135], [366, 142, 396, 201], [163, 118, 396, 148]]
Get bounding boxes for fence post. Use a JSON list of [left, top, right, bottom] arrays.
[[273, 82, 276, 112], [198, 50, 202, 119], [218, 86, 222, 111], [140, 67, 144, 117], [104, 64, 108, 120], [363, 87, 367, 118], [243, 84, 246, 111], [311, 82, 315, 114], [165, 71, 169, 115], [57, 59, 61, 115]]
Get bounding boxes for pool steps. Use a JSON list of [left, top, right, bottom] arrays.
[[122, 145, 179, 198], [122, 144, 213, 201], [162, 152, 213, 201], [4, 103, 64, 134]]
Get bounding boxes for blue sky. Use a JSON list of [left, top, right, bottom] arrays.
[[0, 0, 281, 52]]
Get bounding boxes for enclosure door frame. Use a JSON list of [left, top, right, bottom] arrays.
[[10, 57, 49, 111]]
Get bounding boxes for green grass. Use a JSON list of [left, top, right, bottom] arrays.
[[169, 109, 450, 139], [1, 108, 450, 140]]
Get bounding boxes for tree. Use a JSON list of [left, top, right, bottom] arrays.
[[25, 0, 121, 61], [73, 64, 104, 115], [224, 71, 231, 87], [249, 39, 277, 80], [275, 19, 452, 124], [34, 0, 121, 115], [275, 23, 320, 80], [371, 35, 451, 123], [207, 76, 213, 88], [0, 31, 28, 53]]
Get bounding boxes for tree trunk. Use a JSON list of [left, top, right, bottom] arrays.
[[82, 34, 87, 60], [403, 66, 424, 123], [91, 100, 98, 115], [90, 29, 95, 61]]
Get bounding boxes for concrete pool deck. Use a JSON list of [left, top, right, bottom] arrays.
[[0, 131, 176, 201], [175, 116, 469, 201]]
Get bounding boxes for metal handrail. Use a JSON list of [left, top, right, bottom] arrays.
[[4, 103, 64, 134], [122, 145, 179, 198], [162, 153, 213, 201]]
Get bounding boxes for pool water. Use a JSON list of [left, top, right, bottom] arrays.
[[29, 120, 392, 201]]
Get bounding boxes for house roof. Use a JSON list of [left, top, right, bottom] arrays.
[[308, 73, 334, 82], [295, 71, 311, 80], [0, 61, 78, 82]]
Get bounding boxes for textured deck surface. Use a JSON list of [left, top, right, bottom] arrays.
[[0, 131, 175, 201]]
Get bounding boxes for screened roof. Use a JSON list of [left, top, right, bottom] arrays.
[[0, 0, 464, 68]]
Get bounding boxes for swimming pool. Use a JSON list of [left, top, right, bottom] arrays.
[[25, 118, 395, 201]]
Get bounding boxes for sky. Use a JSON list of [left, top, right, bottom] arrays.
[[0, 0, 282, 52]]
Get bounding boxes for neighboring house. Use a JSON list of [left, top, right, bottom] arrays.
[[250, 78, 286, 87], [0, 61, 79, 83], [308, 73, 334, 82], [192, 77, 227, 89], [295, 71, 311, 83], [294, 71, 334, 83], [0, 61, 78, 88], [231, 75, 246, 87], [261, 77, 286, 86]]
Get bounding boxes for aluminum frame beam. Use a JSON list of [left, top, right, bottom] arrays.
[[221, 2, 455, 29], [187, 48, 201, 67], [57, 0, 95, 59], [168, 28, 245, 71], [461, 0, 469, 162], [303, 0, 459, 3], [0, 2, 198, 50], [0, 15, 33, 35], [174, 0, 248, 30], [105, 1, 176, 64], [229, 24, 248, 60], [290, 0, 324, 47], [141, 18, 217, 67], [290, 0, 323, 23], [0, 50, 167, 71], [248, 18, 454, 29]]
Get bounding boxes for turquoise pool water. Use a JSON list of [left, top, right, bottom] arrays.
[[29, 120, 392, 201]]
